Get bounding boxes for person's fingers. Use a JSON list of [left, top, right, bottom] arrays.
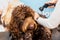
[[48, 5, 55, 8], [45, 1, 55, 8]]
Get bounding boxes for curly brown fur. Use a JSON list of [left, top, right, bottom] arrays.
[[6, 5, 36, 40], [33, 24, 51, 40], [5, 5, 51, 40]]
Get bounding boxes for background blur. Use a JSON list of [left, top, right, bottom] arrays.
[[20, 0, 55, 17], [0, 0, 60, 40], [20, 1, 60, 40]]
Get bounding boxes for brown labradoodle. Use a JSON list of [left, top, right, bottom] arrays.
[[2, 5, 51, 40]]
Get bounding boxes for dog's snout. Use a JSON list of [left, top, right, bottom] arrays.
[[28, 24, 35, 30]]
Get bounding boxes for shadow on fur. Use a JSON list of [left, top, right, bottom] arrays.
[[4, 5, 51, 40]]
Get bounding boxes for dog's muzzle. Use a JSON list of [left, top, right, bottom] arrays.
[[22, 17, 37, 32]]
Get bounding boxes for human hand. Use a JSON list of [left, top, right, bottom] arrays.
[[45, 1, 57, 8]]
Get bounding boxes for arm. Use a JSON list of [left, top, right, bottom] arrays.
[[9, 0, 24, 7], [34, 0, 60, 29], [36, 16, 60, 29]]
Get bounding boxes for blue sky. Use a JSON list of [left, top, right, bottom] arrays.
[[20, 0, 54, 17]]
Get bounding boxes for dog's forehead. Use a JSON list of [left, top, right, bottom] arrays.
[[12, 5, 33, 16]]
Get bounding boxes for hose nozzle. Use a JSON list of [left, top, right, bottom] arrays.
[[39, 3, 56, 11]]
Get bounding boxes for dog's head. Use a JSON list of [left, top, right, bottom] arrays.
[[1, 4, 51, 40], [11, 5, 37, 32], [1, 5, 37, 33]]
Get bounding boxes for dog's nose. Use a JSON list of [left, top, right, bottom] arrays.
[[28, 24, 34, 30]]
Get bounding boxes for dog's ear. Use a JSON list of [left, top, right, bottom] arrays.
[[22, 17, 37, 32]]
